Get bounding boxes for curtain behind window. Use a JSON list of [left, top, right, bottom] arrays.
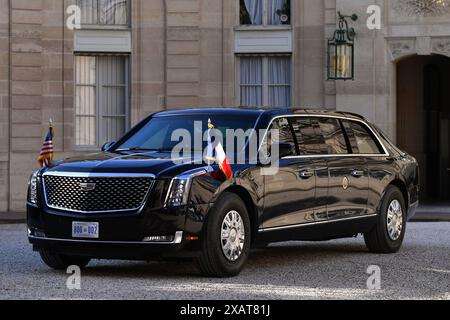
[[77, 0, 128, 25], [98, 56, 127, 145], [240, 57, 263, 107], [243, 0, 263, 25], [267, 0, 288, 25], [268, 57, 291, 108], [77, 0, 98, 24], [75, 56, 97, 146], [100, 0, 128, 25]]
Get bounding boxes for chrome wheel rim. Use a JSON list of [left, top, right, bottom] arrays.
[[221, 210, 245, 262], [387, 200, 404, 241]]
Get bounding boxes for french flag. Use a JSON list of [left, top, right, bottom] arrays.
[[206, 119, 233, 180]]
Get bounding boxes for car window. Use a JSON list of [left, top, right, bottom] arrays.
[[267, 118, 296, 157], [345, 121, 383, 154], [113, 115, 257, 153], [315, 117, 349, 155], [290, 117, 327, 156]]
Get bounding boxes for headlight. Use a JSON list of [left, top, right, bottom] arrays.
[[165, 168, 208, 208], [28, 171, 39, 205]]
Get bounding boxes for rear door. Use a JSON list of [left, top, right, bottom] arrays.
[[315, 117, 369, 220], [262, 118, 317, 229], [342, 119, 388, 216]]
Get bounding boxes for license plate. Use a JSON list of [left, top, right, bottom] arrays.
[[72, 222, 99, 239]]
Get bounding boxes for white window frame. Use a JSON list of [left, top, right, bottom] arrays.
[[236, 54, 293, 107], [74, 54, 131, 149]]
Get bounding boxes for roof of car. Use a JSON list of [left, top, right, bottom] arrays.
[[153, 108, 366, 121]]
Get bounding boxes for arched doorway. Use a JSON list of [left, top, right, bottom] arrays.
[[397, 54, 450, 201]]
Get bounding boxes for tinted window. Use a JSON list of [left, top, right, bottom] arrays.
[[291, 117, 327, 155], [345, 121, 383, 154], [267, 118, 296, 157], [113, 115, 257, 153], [316, 118, 349, 155]]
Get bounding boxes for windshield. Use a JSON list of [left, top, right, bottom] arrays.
[[112, 114, 258, 154]]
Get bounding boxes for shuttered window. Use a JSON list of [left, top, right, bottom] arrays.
[[75, 55, 129, 147]]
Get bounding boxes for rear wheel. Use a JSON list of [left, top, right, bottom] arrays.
[[39, 249, 91, 270], [364, 186, 407, 253], [196, 193, 251, 277]]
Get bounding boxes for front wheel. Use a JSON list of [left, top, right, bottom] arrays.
[[196, 193, 251, 277], [39, 249, 91, 270], [364, 186, 407, 253]]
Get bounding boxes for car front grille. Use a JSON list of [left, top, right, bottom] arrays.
[[43, 174, 154, 213]]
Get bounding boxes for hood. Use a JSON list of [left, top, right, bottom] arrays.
[[45, 152, 203, 179]]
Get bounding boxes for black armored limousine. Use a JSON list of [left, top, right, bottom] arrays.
[[27, 108, 419, 277]]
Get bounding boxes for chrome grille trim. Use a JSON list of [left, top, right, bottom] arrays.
[[42, 172, 155, 214]]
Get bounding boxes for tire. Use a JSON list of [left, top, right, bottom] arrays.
[[39, 249, 91, 270], [364, 186, 407, 254], [196, 192, 251, 277]]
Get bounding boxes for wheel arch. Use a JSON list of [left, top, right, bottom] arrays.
[[388, 178, 409, 209], [222, 185, 259, 238]]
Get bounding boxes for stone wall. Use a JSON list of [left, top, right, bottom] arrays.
[[0, 0, 10, 212]]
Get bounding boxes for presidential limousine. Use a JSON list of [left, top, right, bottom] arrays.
[[27, 108, 420, 277]]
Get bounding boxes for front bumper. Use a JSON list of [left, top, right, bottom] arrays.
[[27, 202, 209, 260], [28, 232, 201, 260]]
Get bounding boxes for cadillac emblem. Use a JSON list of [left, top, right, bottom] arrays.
[[79, 182, 96, 192]]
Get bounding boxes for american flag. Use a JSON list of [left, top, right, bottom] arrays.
[[38, 124, 54, 168]]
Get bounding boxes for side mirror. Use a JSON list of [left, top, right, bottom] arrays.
[[278, 143, 295, 159], [101, 142, 115, 152]]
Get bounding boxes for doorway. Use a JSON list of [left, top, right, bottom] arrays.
[[397, 55, 450, 201]]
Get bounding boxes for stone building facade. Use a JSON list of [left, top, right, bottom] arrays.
[[1, 0, 450, 213]]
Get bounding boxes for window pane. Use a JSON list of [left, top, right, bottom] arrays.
[[291, 118, 327, 156], [76, 86, 96, 116], [76, 56, 96, 85], [267, 0, 290, 25], [268, 118, 296, 157], [102, 116, 126, 143], [268, 56, 291, 108], [240, 0, 263, 25], [316, 118, 349, 155], [77, 0, 98, 24], [99, 0, 128, 25], [240, 57, 263, 107], [98, 56, 128, 145], [76, 116, 96, 146], [349, 121, 382, 154], [75, 56, 97, 146]]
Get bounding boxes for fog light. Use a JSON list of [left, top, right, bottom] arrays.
[[142, 235, 175, 243], [29, 229, 46, 238]]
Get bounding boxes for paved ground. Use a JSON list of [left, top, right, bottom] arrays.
[[0, 223, 449, 300]]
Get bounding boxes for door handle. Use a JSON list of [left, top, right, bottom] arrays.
[[298, 170, 314, 179], [351, 170, 365, 177]]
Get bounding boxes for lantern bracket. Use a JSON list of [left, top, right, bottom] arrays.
[[331, 12, 358, 42]]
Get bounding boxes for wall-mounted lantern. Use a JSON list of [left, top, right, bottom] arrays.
[[327, 12, 358, 81]]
